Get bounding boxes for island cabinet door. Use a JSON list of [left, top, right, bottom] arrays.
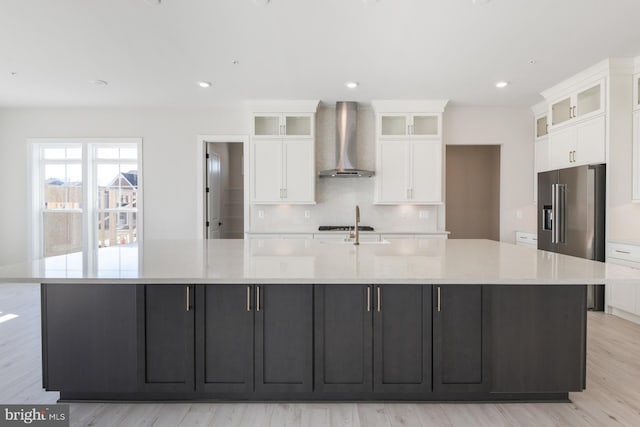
[[140, 285, 195, 393], [373, 285, 432, 393], [42, 284, 138, 393], [490, 285, 586, 393], [314, 285, 373, 393], [255, 285, 313, 393], [196, 285, 254, 393], [433, 285, 490, 393]]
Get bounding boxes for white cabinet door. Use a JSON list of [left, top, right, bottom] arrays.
[[634, 73, 640, 112], [379, 114, 409, 138], [535, 114, 549, 140], [251, 140, 282, 202], [411, 141, 442, 203], [253, 114, 283, 137], [610, 283, 637, 313], [549, 79, 604, 130], [549, 126, 575, 169], [284, 114, 313, 138], [633, 111, 640, 201], [283, 140, 315, 203], [378, 142, 409, 202], [411, 114, 440, 138], [574, 115, 605, 166]]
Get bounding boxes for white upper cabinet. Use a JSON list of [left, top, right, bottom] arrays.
[[372, 100, 448, 205], [377, 141, 441, 203], [535, 113, 549, 140], [633, 110, 640, 201], [379, 113, 440, 138], [253, 113, 314, 138], [549, 79, 605, 129], [634, 73, 640, 112], [549, 115, 605, 169], [248, 100, 318, 204], [251, 138, 315, 204]]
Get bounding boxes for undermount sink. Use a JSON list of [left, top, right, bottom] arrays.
[[319, 239, 391, 245]]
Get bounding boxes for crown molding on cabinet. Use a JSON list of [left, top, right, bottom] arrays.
[[530, 100, 547, 116], [245, 100, 320, 113], [371, 100, 449, 113], [541, 58, 634, 101]]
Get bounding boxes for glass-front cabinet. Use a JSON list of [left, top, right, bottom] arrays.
[[535, 114, 548, 139], [379, 114, 440, 138], [634, 73, 640, 112], [550, 79, 605, 128], [253, 113, 314, 138]]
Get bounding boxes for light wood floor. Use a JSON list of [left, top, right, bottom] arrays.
[[1, 283, 640, 427]]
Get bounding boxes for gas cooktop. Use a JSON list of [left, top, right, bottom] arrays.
[[318, 226, 375, 232]]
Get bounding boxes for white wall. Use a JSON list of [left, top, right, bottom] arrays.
[[443, 106, 537, 243], [0, 107, 244, 266]]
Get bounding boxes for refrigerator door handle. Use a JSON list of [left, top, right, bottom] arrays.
[[558, 184, 567, 244], [551, 184, 558, 244]]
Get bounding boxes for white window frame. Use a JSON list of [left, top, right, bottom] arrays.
[[28, 138, 143, 260]]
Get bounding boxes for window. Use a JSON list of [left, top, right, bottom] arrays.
[[31, 139, 142, 258]]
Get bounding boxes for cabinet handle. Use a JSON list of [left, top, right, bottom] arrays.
[[186, 286, 190, 312], [256, 286, 261, 312], [437, 286, 441, 312], [615, 249, 631, 255], [573, 106, 577, 117], [247, 286, 251, 312], [377, 287, 381, 312], [569, 151, 572, 163], [367, 286, 371, 312]]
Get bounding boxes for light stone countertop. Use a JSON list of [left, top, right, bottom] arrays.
[[0, 239, 640, 285], [3, 239, 640, 285]]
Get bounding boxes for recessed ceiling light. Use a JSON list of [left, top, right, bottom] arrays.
[[345, 81, 359, 89], [9, 71, 18, 76], [495, 81, 509, 88], [198, 81, 212, 88], [91, 80, 108, 86], [528, 59, 537, 65], [231, 60, 240, 65]]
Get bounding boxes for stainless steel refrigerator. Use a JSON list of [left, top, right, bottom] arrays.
[[538, 164, 606, 310]]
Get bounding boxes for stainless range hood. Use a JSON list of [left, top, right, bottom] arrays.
[[319, 101, 374, 178]]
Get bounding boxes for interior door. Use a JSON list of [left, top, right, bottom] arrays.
[[206, 150, 221, 238]]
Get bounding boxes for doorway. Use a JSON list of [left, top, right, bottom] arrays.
[[206, 142, 244, 239], [445, 145, 500, 240]]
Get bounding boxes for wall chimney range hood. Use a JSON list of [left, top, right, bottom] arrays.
[[319, 101, 374, 178]]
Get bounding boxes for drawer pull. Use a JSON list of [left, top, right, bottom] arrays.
[[615, 249, 631, 255]]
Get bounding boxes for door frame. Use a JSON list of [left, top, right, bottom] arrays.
[[196, 135, 249, 239]]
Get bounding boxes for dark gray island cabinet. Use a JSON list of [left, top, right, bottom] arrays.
[[41, 283, 586, 402]]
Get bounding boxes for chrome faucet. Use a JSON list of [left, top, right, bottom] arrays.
[[350, 205, 360, 245]]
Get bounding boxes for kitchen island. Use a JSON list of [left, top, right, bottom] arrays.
[[2, 238, 639, 403]]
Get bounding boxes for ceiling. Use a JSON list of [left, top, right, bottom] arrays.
[[1, 0, 640, 108]]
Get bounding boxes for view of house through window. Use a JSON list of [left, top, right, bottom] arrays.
[[34, 140, 141, 258]]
